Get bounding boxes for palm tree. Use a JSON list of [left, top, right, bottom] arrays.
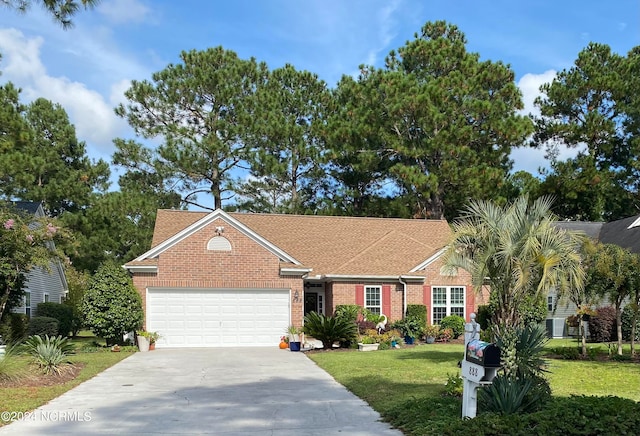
[[442, 195, 586, 328]]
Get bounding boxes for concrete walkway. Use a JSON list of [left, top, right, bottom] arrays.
[[0, 348, 402, 435]]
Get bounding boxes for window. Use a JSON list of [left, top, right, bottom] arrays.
[[431, 286, 465, 324], [44, 293, 50, 303], [547, 295, 554, 311], [24, 291, 31, 318], [365, 286, 381, 315]]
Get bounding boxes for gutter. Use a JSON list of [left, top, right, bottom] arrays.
[[399, 276, 408, 317]]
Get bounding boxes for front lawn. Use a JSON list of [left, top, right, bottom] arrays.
[[0, 332, 134, 426], [307, 341, 640, 435]]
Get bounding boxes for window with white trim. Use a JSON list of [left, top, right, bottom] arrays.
[[365, 286, 381, 315], [431, 286, 465, 324], [44, 292, 50, 303], [547, 295, 554, 311], [25, 291, 31, 318]]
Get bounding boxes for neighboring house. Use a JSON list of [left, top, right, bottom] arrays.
[[547, 215, 640, 337], [9, 201, 68, 318], [125, 209, 484, 348]]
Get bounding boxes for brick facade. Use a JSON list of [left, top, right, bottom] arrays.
[[131, 217, 305, 329]]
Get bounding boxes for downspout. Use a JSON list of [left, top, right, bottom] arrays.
[[399, 276, 407, 318]]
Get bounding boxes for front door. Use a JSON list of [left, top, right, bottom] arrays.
[[304, 292, 317, 315]]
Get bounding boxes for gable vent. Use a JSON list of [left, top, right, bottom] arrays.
[[628, 216, 640, 229], [207, 236, 232, 251]]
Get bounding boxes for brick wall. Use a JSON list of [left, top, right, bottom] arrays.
[[130, 217, 305, 328]]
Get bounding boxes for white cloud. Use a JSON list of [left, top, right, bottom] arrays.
[[97, 0, 152, 24], [511, 70, 584, 175], [0, 28, 130, 158]]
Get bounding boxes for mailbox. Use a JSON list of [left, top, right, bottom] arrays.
[[465, 339, 500, 368]]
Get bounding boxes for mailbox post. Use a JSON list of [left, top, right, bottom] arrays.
[[460, 313, 500, 418]]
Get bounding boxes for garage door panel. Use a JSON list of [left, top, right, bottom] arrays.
[[148, 289, 290, 347]]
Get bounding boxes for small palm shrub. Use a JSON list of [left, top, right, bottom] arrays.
[[439, 315, 465, 339], [480, 323, 551, 415], [303, 312, 357, 349], [22, 335, 75, 375]]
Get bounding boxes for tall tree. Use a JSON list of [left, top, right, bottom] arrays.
[[584, 243, 640, 356], [335, 21, 532, 219], [2, 0, 98, 28], [534, 43, 640, 221], [238, 64, 330, 213], [0, 205, 68, 320], [115, 47, 269, 210], [442, 196, 586, 328], [0, 96, 110, 216]]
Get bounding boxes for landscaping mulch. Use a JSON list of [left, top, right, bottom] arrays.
[[0, 363, 84, 388]]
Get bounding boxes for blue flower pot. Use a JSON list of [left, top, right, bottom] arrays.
[[289, 341, 301, 351]]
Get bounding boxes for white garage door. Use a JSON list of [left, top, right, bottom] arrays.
[[147, 288, 290, 347]]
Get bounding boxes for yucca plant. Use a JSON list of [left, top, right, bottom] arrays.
[[22, 335, 75, 375], [303, 311, 357, 349]]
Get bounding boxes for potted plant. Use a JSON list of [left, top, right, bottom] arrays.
[[358, 329, 381, 351], [287, 326, 302, 351], [279, 335, 289, 349], [136, 330, 150, 352], [392, 317, 422, 345], [424, 324, 440, 344]]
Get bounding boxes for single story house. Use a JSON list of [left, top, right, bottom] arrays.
[[9, 201, 68, 318], [547, 214, 640, 337], [125, 209, 484, 348]]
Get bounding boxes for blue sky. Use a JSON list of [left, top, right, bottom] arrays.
[[0, 0, 637, 181]]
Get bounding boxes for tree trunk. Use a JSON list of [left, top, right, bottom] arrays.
[[631, 311, 638, 356], [616, 304, 623, 356], [579, 314, 587, 356]]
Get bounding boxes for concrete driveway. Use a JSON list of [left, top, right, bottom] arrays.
[[0, 348, 402, 435]]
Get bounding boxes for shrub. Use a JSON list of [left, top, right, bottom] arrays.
[[0, 344, 25, 382], [356, 320, 377, 334], [549, 346, 580, 360], [439, 315, 465, 339], [0, 313, 29, 344], [303, 311, 357, 349], [83, 261, 144, 345], [36, 302, 73, 337], [334, 304, 360, 323], [391, 317, 423, 339], [22, 334, 75, 375], [443, 373, 463, 397], [27, 316, 59, 337], [621, 305, 640, 341], [589, 306, 617, 342], [475, 304, 492, 330], [406, 304, 427, 333], [478, 375, 541, 415]]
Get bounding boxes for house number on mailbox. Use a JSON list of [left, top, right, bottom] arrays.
[[468, 366, 478, 377]]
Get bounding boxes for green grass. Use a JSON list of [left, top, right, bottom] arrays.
[[307, 341, 640, 433], [0, 332, 134, 425]]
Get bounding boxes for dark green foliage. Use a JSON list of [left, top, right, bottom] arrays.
[[0, 313, 28, 344], [62, 266, 86, 336], [621, 305, 640, 341], [27, 316, 59, 337], [36, 302, 72, 337], [82, 262, 143, 345], [589, 306, 617, 342], [475, 305, 492, 330], [334, 305, 360, 323], [302, 311, 357, 349], [548, 346, 581, 360], [478, 376, 540, 415], [399, 395, 640, 436], [391, 317, 423, 339], [406, 304, 427, 333], [439, 315, 465, 339]]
